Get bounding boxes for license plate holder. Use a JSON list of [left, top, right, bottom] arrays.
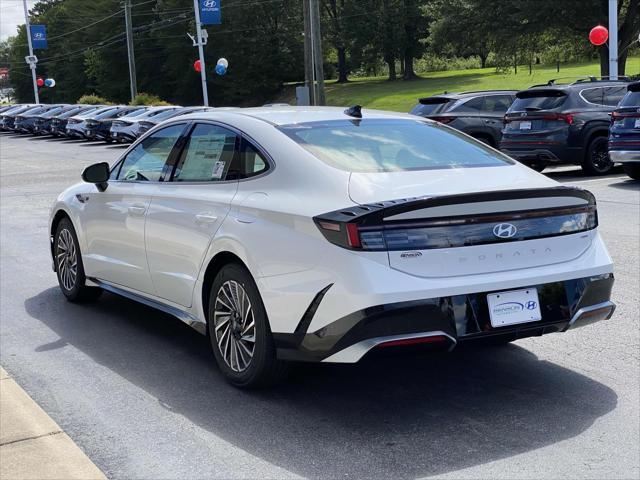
[[487, 288, 542, 327], [634, 119, 640, 129], [519, 121, 532, 130]]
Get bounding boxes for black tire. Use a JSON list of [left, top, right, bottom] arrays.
[[527, 162, 547, 173], [473, 135, 493, 147], [582, 136, 614, 175], [207, 263, 290, 388], [54, 217, 102, 302], [623, 164, 640, 180]]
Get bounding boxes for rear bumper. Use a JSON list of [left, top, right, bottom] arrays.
[[274, 274, 615, 363], [500, 145, 582, 165], [609, 150, 640, 164], [110, 130, 136, 142]]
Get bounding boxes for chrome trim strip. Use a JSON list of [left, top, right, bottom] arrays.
[[322, 331, 456, 363], [564, 300, 616, 332], [90, 278, 207, 335], [609, 150, 640, 163]]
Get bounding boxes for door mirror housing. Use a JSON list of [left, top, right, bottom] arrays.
[[82, 162, 110, 191]]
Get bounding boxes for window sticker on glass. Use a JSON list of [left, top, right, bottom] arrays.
[[177, 134, 229, 181], [212, 160, 226, 179]]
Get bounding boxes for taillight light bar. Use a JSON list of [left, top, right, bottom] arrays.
[[314, 187, 597, 252], [504, 113, 575, 125]]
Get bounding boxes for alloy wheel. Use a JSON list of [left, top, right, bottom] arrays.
[[56, 228, 77, 291], [591, 142, 612, 173], [213, 280, 256, 373]]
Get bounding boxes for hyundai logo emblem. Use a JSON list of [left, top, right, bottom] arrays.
[[493, 223, 518, 238], [520, 112, 527, 117], [203, 0, 217, 7]]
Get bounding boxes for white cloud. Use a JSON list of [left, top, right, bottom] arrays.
[[1, 1, 36, 41]]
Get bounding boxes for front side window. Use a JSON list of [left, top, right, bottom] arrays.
[[172, 124, 239, 182], [116, 124, 185, 181], [280, 119, 512, 172]]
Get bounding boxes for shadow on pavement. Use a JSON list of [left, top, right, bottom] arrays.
[[608, 178, 640, 191], [25, 288, 617, 479]]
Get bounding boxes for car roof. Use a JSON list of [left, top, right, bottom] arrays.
[[419, 90, 517, 101], [179, 106, 417, 126]]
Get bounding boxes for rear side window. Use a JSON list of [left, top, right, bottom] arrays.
[[580, 87, 605, 105], [281, 119, 511, 172], [510, 91, 567, 111], [602, 86, 627, 106], [234, 142, 269, 179], [483, 95, 514, 113], [410, 99, 455, 116], [453, 96, 484, 113], [172, 124, 239, 182]]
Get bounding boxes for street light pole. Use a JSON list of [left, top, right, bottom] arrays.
[[22, 0, 39, 104], [608, 0, 618, 80], [192, 0, 209, 106], [124, 0, 138, 101]]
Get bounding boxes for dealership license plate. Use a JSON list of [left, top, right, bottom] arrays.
[[487, 288, 542, 327], [519, 121, 532, 130], [635, 119, 640, 129]]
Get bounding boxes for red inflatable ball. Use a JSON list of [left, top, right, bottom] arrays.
[[194, 60, 202, 72], [589, 25, 608, 46], [36, 78, 44, 87]]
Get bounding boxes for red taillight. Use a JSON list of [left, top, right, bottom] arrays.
[[378, 335, 449, 348], [345, 223, 361, 248], [430, 116, 455, 124]]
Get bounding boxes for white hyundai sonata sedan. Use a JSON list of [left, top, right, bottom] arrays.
[[49, 106, 615, 387]]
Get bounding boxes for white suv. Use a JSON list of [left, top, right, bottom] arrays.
[[49, 106, 615, 387]]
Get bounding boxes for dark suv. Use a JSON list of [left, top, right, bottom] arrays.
[[500, 78, 629, 174], [410, 90, 516, 147], [609, 81, 640, 180]]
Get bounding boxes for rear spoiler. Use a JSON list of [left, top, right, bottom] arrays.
[[315, 186, 595, 227], [419, 97, 454, 105], [314, 186, 596, 250]]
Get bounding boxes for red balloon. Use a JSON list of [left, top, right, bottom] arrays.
[[194, 60, 201, 72], [36, 78, 44, 87], [589, 25, 608, 46]]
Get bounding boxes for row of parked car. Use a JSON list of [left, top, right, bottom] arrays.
[[1, 77, 638, 180], [0, 103, 212, 143], [410, 77, 640, 180]]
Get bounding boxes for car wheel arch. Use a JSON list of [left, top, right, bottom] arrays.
[[201, 251, 253, 327], [50, 209, 73, 260]]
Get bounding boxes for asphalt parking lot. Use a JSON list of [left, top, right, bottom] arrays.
[[0, 133, 638, 479]]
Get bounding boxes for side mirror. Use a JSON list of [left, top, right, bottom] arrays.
[[82, 162, 110, 192]]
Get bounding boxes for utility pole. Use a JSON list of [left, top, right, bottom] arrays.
[[310, 0, 325, 105], [303, 0, 314, 105], [124, 0, 138, 101], [192, 0, 209, 106], [608, 0, 618, 80], [22, 0, 39, 104]]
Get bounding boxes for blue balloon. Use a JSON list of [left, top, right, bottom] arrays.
[[215, 64, 227, 76], [44, 79, 53, 87]]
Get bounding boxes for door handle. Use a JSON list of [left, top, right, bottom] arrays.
[[195, 213, 218, 224], [128, 204, 147, 216]]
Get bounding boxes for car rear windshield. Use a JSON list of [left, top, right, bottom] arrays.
[[410, 98, 455, 116], [280, 119, 512, 172], [510, 90, 567, 112], [620, 91, 640, 107]]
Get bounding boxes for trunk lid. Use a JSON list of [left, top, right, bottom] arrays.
[[335, 172, 597, 278]]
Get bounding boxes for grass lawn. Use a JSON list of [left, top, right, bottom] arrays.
[[321, 57, 640, 112]]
